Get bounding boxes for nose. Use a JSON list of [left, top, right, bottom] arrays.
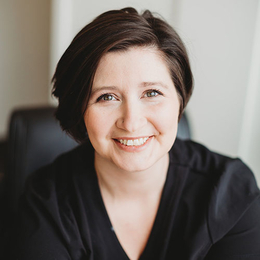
[[116, 101, 147, 132]]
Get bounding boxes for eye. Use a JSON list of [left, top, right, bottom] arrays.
[[97, 93, 117, 102], [144, 89, 162, 98]]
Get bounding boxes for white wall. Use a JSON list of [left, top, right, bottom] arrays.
[[71, 0, 175, 33], [0, 0, 51, 140], [173, 0, 258, 154], [238, 1, 260, 184]]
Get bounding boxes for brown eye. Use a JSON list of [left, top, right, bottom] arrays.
[[97, 94, 116, 102], [144, 89, 162, 98]]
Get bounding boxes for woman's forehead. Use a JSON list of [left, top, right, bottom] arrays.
[[93, 46, 172, 87]]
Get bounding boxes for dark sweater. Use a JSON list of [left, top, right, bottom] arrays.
[[7, 139, 260, 259]]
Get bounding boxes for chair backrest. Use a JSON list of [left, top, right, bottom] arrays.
[[177, 113, 191, 140], [5, 106, 191, 213], [5, 107, 78, 213]]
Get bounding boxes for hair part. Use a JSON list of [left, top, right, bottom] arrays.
[[52, 7, 193, 143]]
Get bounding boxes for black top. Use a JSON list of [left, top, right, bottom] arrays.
[[7, 139, 260, 260]]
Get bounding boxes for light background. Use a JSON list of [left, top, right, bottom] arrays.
[[1, 0, 260, 184]]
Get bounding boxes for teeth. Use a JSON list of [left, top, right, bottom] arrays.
[[119, 137, 149, 146]]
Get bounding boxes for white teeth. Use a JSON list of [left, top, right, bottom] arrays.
[[133, 139, 139, 145], [128, 140, 134, 146], [119, 137, 149, 146]]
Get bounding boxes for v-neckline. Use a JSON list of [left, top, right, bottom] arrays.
[[92, 155, 188, 260]]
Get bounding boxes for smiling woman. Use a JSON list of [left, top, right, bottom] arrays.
[[7, 7, 260, 260]]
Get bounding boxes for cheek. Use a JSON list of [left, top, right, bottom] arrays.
[[150, 100, 179, 134], [84, 109, 103, 139], [84, 108, 115, 141]]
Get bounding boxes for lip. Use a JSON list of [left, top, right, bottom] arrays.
[[113, 136, 153, 152], [113, 136, 151, 140]]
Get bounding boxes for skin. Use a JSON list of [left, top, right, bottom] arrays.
[[84, 46, 180, 260]]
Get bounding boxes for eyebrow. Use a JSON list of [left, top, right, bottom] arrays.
[[141, 81, 169, 89], [91, 86, 118, 95]]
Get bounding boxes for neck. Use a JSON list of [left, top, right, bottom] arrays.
[[94, 153, 169, 201]]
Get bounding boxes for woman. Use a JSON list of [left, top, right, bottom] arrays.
[[9, 7, 260, 260]]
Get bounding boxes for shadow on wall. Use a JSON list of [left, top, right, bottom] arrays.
[[0, 0, 52, 141]]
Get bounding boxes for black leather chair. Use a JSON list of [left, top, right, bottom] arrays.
[[177, 113, 191, 141], [4, 107, 78, 214], [3, 106, 191, 215]]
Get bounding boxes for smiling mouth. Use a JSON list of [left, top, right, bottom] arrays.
[[116, 137, 149, 146]]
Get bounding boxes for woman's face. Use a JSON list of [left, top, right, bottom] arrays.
[[84, 47, 180, 172]]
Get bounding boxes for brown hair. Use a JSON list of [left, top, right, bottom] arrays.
[[52, 7, 193, 143]]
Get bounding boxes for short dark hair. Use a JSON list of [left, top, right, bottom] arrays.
[[52, 7, 193, 143]]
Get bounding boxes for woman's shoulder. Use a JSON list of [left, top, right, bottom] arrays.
[[10, 143, 95, 260], [171, 139, 258, 192], [170, 139, 259, 206], [171, 139, 260, 244], [171, 138, 247, 174], [24, 141, 95, 200]]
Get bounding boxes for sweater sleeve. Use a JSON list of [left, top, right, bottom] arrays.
[[205, 158, 260, 259], [205, 196, 260, 259], [6, 163, 89, 260]]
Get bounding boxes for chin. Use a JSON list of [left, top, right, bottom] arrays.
[[118, 164, 148, 173], [113, 159, 152, 173], [113, 158, 147, 172]]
